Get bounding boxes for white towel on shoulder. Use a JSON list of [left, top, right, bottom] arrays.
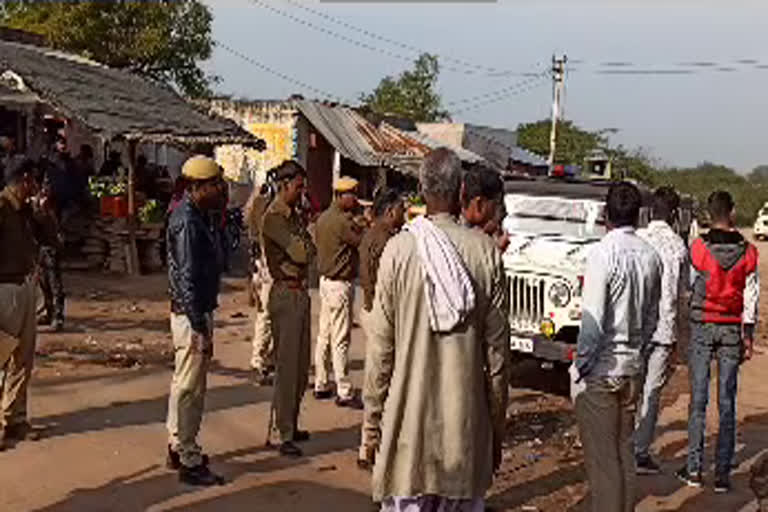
[[405, 216, 476, 333]]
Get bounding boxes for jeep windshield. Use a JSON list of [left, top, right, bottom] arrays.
[[503, 194, 606, 239]]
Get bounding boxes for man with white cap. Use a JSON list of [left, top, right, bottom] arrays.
[[314, 176, 364, 409], [165, 155, 227, 486]]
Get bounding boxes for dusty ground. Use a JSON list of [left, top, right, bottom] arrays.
[[1, 238, 768, 511]]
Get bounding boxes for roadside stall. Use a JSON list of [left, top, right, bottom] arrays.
[[0, 39, 265, 274]]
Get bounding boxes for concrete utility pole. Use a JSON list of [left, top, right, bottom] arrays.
[[547, 54, 567, 176]]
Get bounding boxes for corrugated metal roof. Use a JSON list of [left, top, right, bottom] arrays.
[[464, 124, 548, 168], [404, 130, 486, 164], [295, 100, 379, 166], [295, 101, 435, 175], [510, 146, 548, 167], [416, 123, 548, 169], [375, 122, 431, 157]]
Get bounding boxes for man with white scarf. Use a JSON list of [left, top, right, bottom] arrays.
[[362, 148, 510, 512]]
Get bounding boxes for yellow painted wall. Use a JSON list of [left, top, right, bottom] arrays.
[[207, 100, 302, 185]]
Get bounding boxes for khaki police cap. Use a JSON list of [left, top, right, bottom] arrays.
[[334, 176, 359, 193], [182, 155, 222, 181]]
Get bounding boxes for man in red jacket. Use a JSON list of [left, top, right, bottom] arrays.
[[677, 190, 759, 494]]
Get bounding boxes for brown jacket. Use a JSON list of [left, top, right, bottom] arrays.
[[0, 187, 52, 284], [359, 221, 395, 312], [261, 195, 315, 282], [315, 202, 361, 281]]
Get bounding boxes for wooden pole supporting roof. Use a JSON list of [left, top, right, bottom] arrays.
[[0, 39, 266, 275]]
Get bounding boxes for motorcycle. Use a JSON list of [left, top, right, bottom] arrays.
[[224, 207, 244, 252]]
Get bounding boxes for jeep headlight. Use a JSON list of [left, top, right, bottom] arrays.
[[548, 282, 571, 308]]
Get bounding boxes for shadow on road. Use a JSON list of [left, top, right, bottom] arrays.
[[490, 372, 767, 512], [33, 381, 272, 440], [488, 463, 586, 510], [163, 480, 375, 512], [31, 366, 165, 389], [30, 425, 367, 512], [509, 356, 570, 397]]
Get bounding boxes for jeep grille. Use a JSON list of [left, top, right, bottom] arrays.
[[510, 275, 546, 332]]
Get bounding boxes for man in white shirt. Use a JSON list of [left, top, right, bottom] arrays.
[[635, 187, 689, 475], [573, 182, 662, 512]]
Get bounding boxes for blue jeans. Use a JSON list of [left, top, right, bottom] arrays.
[[686, 323, 742, 477]]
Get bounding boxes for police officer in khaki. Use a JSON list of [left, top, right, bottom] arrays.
[[261, 160, 315, 457], [165, 155, 226, 486], [244, 182, 274, 384], [0, 157, 53, 451], [313, 176, 364, 409]]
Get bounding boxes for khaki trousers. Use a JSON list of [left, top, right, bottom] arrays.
[[575, 376, 640, 512], [314, 276, 354, 399], [0, 278, 38, 429], [166, 312, 213, 468], [269, 284, 311, 442], [250, 271, 274, 371]]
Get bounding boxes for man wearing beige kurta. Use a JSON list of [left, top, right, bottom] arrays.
[[362, 148, 510, 511]]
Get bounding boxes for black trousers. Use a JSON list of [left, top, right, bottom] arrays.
[[39, 245, 65, 322]]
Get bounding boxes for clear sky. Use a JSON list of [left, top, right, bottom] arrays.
[[203, 0, 768, 172]]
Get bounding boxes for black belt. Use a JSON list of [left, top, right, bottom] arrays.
[[274, 278, 306, 290]]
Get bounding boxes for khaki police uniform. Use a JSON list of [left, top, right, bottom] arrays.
[[166, 312, 213, 466], [262, 194, 315, 442], [250, 260, 274, 372], [313, 178, 361, 400]]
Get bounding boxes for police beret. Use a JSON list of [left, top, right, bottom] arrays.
[[334, 176, 358, 193], [181, 155, 222, 181]]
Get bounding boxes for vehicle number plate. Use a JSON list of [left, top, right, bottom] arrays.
[[510, 336, 534, 353]]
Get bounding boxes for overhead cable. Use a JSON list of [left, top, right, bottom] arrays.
[[215, 41, 351, 103], [451, 76, 550, 115], [279, 0, 537, 78], [250, 0, 539, 78]]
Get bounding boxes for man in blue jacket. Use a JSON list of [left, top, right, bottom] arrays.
[[165, 156, 227, 486]]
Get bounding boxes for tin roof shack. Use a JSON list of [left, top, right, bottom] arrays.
[[417, 123, 548, 175], [0, 39, 264, 274], [205, 99, 441, 211]]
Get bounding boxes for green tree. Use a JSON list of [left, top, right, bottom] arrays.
[[516, 119, 608, 166], [361, 53, 449, 122], [606, 145, 659, 184], [1, 1, 215, 97], [748, 165, 768, 182], [655, 162, 768, 226]]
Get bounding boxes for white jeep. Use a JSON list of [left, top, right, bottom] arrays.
[[754, 205, 768, 241], [500, 178, 694, 370], [501, 179, 614, 366]]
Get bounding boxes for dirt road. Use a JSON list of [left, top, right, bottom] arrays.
[[1, 241, 768, 511]]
